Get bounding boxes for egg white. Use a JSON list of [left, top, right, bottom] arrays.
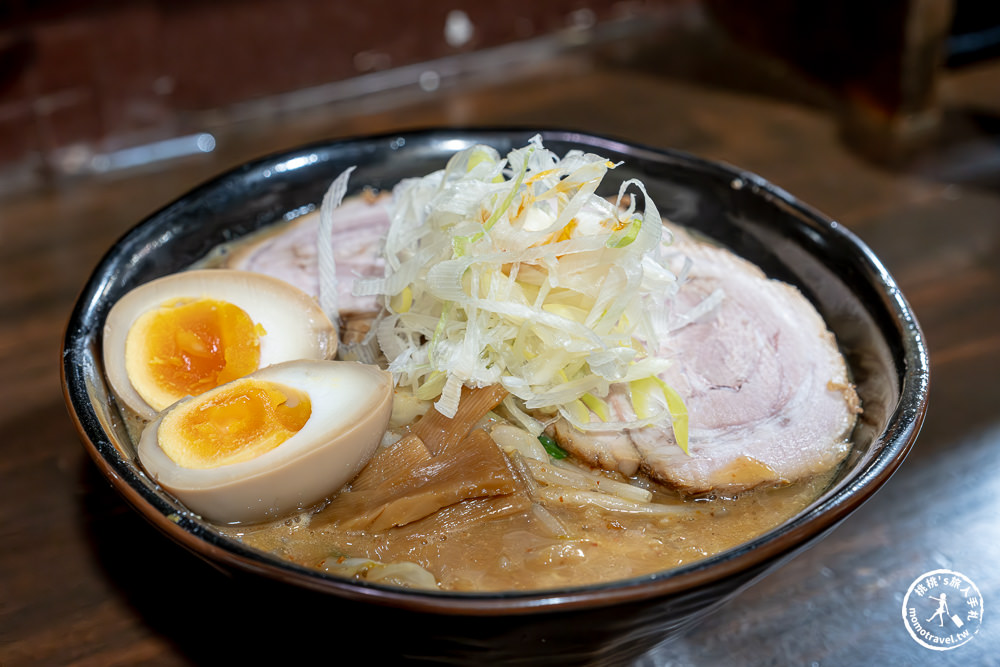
[[137, 360, 393, 524], [103, 269, 338, 422]]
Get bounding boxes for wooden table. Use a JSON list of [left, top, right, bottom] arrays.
[[2, 20, 998, 666]]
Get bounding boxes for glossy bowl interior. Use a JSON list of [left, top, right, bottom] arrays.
[[62, 129, 928, 663]]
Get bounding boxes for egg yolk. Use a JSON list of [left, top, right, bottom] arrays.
[[125, 297, 264, 411], [157, 378, 312, 469]]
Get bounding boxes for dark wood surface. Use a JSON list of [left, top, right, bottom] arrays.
[[2, 21, 999, 666]]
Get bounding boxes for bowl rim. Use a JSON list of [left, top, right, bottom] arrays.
[[61, 127, 930, 615]]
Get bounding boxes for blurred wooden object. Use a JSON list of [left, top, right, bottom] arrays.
[[707, 0, 955, 163]]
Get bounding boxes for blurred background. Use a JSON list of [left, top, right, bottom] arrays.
[[1, 0, 999, 192], [2, 1, 999, 665]]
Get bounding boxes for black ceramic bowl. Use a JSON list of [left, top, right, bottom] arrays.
[[62, 129, 928, 665]]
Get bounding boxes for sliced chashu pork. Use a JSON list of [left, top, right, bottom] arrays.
[[225, 195, 391, 315], [552, 227, 860, 495], [229, 192, 858, 495]]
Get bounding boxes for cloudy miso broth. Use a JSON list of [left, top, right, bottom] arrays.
[[221, 462, 835, 592]]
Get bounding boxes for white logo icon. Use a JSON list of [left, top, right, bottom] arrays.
[[902, 569, 983, 650]]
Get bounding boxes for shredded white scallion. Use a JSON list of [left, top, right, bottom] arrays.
[[317, 166, 356, 324], [339, 136, 690, 452]]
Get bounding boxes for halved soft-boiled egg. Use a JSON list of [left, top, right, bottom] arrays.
[[137, 360, 393, 523], [103, 269, 338, 422]]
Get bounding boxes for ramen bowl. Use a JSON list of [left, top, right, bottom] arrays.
[[62, 129, 928, 665]]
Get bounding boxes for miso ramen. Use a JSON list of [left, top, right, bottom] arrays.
[[111, 138, 859, 592]]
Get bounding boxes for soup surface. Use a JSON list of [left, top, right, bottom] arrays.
[[222, 457, 834, 591]]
